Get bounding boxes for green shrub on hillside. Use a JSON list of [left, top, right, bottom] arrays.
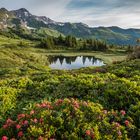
[[0, 57, 139, 139]]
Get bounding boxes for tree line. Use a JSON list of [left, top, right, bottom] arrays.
[[37, 35, 109, 51]]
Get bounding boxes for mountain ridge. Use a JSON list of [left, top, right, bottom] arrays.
[[0, 7, 140, 45]]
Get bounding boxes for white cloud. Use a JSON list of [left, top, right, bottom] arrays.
[[0, 0, 140, 28]]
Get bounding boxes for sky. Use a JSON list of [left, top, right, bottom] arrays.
[[0, 0, 140, 28]]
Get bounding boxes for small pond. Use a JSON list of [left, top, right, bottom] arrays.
[[48, 55, 105, 70]]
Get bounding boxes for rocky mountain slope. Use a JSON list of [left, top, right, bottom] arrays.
[[0, 7, 140, 45]]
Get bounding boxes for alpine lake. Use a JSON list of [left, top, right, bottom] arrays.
[[48, 55, 105, 70]]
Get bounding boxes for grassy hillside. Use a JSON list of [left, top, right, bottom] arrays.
[[91, 27, 131, 44], [0, 35, 33, 46], [0, 35, 139, 139], [36, 28, 64, 38]]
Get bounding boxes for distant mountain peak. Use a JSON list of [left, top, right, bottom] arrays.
[[11, 8, 31, 15], [76, 22, 89, 27], [0, 7, 8, 12], [16, 8, 29, 13]]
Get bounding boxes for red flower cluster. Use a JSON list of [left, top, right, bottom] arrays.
[[36, 102, 53, 109], [16, 124, 21, 129], [2, 136, 8, 140], [18, 114, 25, 120], [86, 130, 91, 136], [3, 118, 15, 129], [30, 110, 35, 115], [23, 120, 28, 125], [120, 110, 126, 116], [72, 100, 80, 109], [1, 99, 133, 140], [85, 129, 95, 139], [33, 118, 38, 123], [55, 99, 63, 106], [125, 120, 129, 126], [18, 131, 23, 137]]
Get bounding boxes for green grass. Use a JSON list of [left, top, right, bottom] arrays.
[[0, 35, 34, 46], [36, 27, 64, 37], [0, 45, 127, 70], [0, 47, 49, 69]]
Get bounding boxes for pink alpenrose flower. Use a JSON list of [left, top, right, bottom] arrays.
[[2, 136, 8, 140], [18, 131, 23, 137]]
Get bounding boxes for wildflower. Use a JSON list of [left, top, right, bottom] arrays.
[[33, 118, 38, 123], [2, 136, 8, 140], [73, 101, 79, 109], [86, 130, 91, 136], [23, 120, 28, 125], [120, 110, 126, 116], [47, 104, 53, 109], [18, 114, 25, 120], [125, 120, 129, 126], [6, 118, 13, 124], [6, 118, 14, 126], [3, 124, 8, 129], [118, 130, 122, 136], [38, 136, 43, 140], [18, 131, 23, 137], [41, 103, 47, 108], [55, 99, 63, 106], [16, 124, 21, 129], [30, 110, 35, 115]]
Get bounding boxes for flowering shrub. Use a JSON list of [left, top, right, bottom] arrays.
[[0, 59, 139, 139], [1, 99, 134, 140]]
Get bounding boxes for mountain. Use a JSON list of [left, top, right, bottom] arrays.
[[0, 8, 15, 28], [11, 8, 57, 28], [0, 8, 63, 38], [0, 7, 140, 45], [47, 22, 92, 37]]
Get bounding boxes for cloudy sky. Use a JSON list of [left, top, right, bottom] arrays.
[[0, 0, 140, 28]]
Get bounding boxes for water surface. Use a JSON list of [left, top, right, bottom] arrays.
[[48, 55, 105, 70]]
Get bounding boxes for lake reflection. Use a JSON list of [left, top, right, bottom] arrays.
[[48, 55, 105, 70]]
